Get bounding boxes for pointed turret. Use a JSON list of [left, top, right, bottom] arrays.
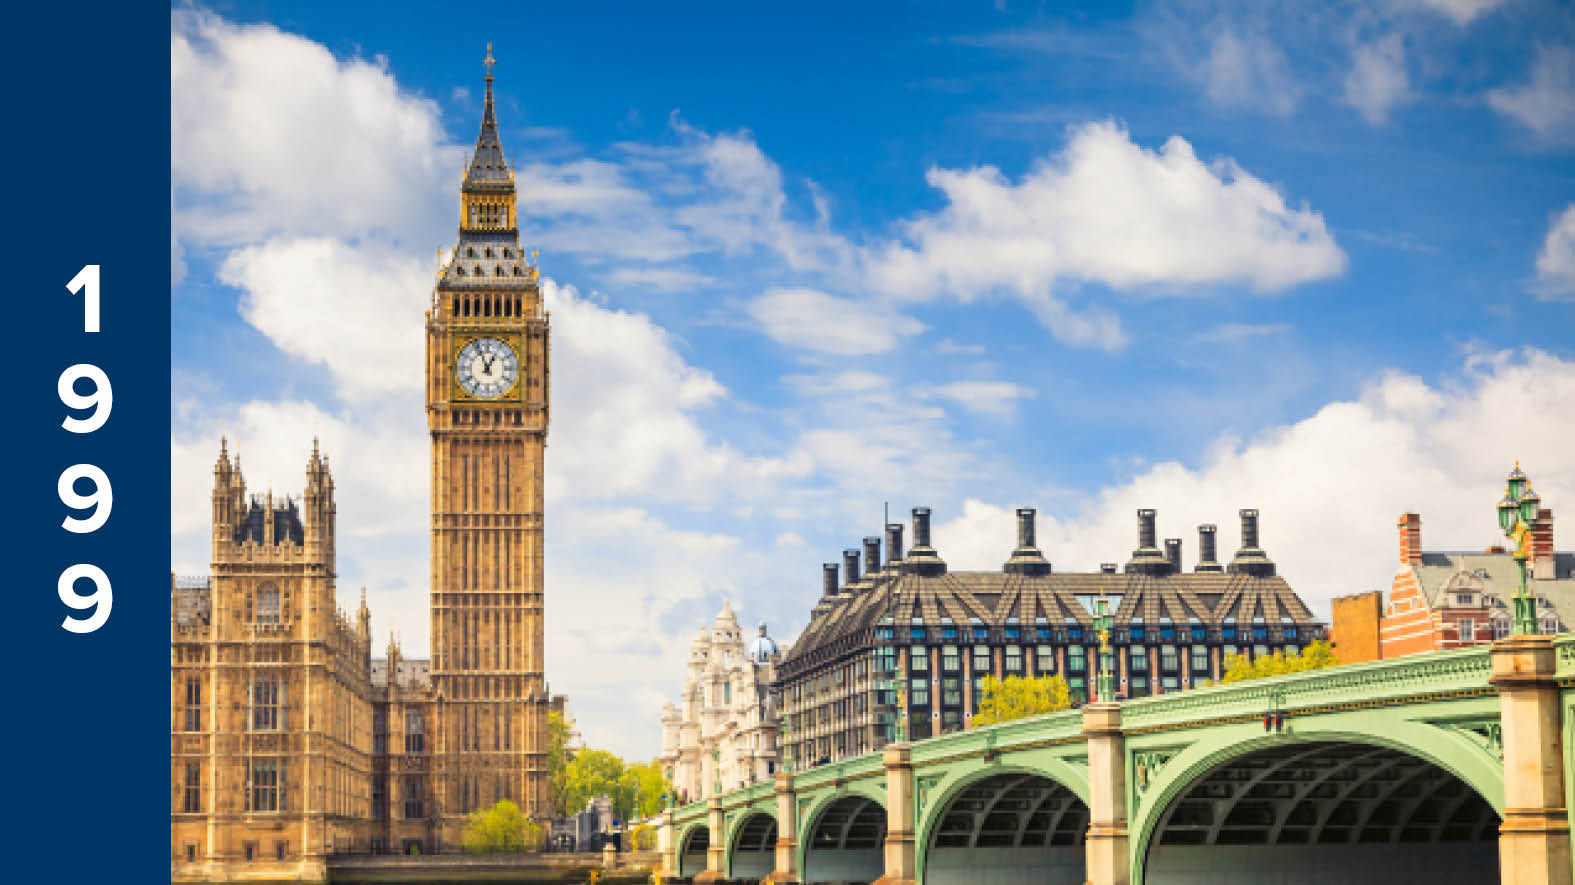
[[438, 44, 533, 290], [464, 42, 512, 190]]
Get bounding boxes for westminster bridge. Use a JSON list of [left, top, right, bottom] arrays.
[[657, 636, 1575, 885]]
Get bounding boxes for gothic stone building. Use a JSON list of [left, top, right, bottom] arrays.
[[777, 505, 1326, 769], [171, 58, 552, 880], [658, 602, 782, 802]]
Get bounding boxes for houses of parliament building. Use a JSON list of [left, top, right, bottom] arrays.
[[171, 54, 556, 880]]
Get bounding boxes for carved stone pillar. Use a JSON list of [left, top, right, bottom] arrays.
[[763, 771, 798, 884], [872, 743, 916, 885], [657, 809, 676, 878], [692, 796, 726, 885], [1491, 636, 1572, 885], [1083, 702, 1130, 885]]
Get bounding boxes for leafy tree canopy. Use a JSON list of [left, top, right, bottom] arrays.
[[461, 799, 544, 854], [1220, 639, 1341, 684], [547, 711, 575, 817], [972, 674, 1073, 726]]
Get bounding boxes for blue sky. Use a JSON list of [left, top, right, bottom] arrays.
[[172, 0, 1575, 757]]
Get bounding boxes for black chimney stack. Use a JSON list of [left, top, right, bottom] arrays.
[[843, 548, 861, 587], [913, 507, 932, 549], [863, 536, 881, 577], [1195, 524, 1223, 572], [904, 506, 947, 576], [885, 522, 904, 566], [822, 563, 838, 596], [1164, 538, 1182, 574], [1227, 508, 1276, 577], [1004, 507, 1051, 576], [1127, 508, 1168, 575], [1241, 509, 1260, 550], [1138, 509, 1157, 550]]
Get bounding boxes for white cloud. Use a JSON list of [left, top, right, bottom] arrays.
[[1344, 34, 1412, 124], [929, 380, 1037, 418], [1534, 204, 1575, 299], [171, 10, 460, 248], [1488, 46, 1575, 144], [746, 288, 925, 355], [1202, 28, 1301, 116], [1193, 322, 1294, 343], [867, 120, 1345, 349], [1406, 0, 1506, 26], [926, 349, 1575, 619], [543, 279, 813, 504], [219, 238, 430, 396]]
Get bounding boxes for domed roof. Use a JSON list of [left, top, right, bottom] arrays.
[[746, 623, 778, 663]]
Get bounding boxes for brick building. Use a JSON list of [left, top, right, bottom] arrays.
[[1332, 499, 1573, 664]]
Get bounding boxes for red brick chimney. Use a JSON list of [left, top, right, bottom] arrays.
[[1533, 509, 1555, 580], [1398, 513, 1422, 566]]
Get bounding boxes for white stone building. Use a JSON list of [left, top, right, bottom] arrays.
[[658, 602, 783, 803]]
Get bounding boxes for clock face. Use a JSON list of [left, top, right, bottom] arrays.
[[456, 337, 519, 399]]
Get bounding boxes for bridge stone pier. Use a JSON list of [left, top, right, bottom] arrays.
[[662, 635, 1575, 885]]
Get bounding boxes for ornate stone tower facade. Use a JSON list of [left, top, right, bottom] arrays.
[[426, 48, 550, 828], [171, 440, 374, 879]]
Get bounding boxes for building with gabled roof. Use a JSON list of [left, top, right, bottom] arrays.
[[776, 505, 1325, 769]]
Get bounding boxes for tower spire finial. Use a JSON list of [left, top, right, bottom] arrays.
[[484, 42, 495, 80]]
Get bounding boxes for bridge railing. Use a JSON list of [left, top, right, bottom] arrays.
[[789, 750, 884, 793], [1121, 643, 1495, 734], [910, 707, 1084, 766]]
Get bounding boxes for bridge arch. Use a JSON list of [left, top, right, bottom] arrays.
[[917, 764, 1091, 885], [797, 784, 887, 885], [726, 809, 778, 879], [677, 822, 710, 878], [1131, 724, 1504, 885]]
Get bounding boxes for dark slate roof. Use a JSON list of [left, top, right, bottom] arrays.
[[464, 73, 511, 190], [1413, 551, 1575, 614], [779, 564, 1317, 679]]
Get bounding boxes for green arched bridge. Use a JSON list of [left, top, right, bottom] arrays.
[[657, 635, 1574, 885]]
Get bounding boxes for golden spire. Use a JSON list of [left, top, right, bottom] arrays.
[[484, 42, 496, 80]]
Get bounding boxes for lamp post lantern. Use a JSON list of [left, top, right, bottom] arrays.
[[1498, 461, 1542, 636], [1093, 593, 1115, 703]]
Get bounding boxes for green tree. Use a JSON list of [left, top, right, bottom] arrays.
[[624, 759, 674, 821], [564, 747, 626, 817], [461, 799, 543, 854], [972, 674, 1073, 726], [547, 711, 574, 817]]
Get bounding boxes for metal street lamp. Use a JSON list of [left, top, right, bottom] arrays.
[[1094, 594, 1115, 704], [1498, 461, 1542, 636], [778, 713, 792, 774]]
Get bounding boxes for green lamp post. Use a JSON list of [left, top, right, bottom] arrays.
[[778, 713, 792, 774], [1093, 594, 1115, 704], [711, 747, 721, 796], [1497, 461, 1543, 636]]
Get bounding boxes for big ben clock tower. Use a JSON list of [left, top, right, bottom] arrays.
[[427, 46, 549, 826]]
